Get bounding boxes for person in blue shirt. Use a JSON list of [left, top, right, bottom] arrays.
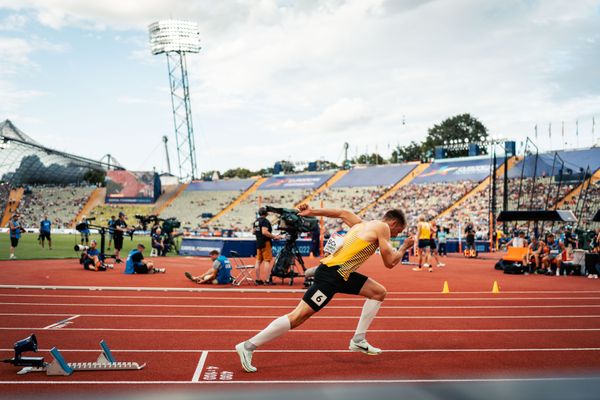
[[80, 240, 108, 271], [184, 250, 232, 285], [124, 244, 166, 274], [8, 213, 23, 260], [151, 227, 166, 256], [79, 216, 90, 245], [107, 215, 116, 251], [39, 214, 52, 250]]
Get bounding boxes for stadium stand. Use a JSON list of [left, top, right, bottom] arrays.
[[364, 157, 491, 234], [87, 204, 155, 228], [214, 174, 333, 231], [16, 185, 96, 229], [309, 164, 417, 233], [162, 180, 255, 229]]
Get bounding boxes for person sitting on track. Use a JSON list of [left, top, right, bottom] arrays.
[[413, 215, 432, 272], [540, 233, 564, 276], [80, 240, 110, 271], [124, 244, 166, 274], [523, 235, 543, 273], [184, 250, 232, 284], [235, 203, 414, 373]]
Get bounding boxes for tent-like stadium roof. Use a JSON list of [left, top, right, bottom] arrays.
[[0, 120, 121, 185]]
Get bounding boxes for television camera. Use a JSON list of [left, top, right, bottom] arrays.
[[134, 214, 182, 253], [264, 206, 318, 285]]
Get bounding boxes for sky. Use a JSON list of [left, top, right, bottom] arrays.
[[0, 0, 599, 176]]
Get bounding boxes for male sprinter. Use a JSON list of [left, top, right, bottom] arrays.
[[235, 204, 413, 373]]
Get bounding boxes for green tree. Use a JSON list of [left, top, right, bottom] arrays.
[[352, 153, 387, 165], [222, 168, 253, 179], [83, 169, 106, 185], [423, 113, 488, 158], [391, 141, 423, 162]]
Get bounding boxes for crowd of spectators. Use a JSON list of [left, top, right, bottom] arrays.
[[16, 185, 94, 229], [561, 180, 600, 229]]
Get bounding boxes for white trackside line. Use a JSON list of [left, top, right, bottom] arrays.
[[2, 312, 600, 320], [42, 315, 80, 330], [3, 301, 600, 309], [2, 347, 600, 354], [1, 376, 600, 385], [2, 284, 600, 295], [191, 351, 208, 382], [4, 327, 600, 333], [3, 293, 600, 302]]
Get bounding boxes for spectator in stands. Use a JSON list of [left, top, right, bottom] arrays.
[[413, 215, 432, 272], [79, 216, 90, 245], [152, 227, 167, 256], [107, 215, 116, 250], [124, 244, 165, 274], [252, 207, 282, 285], [39, 214, 52, 250], [509, 231, 528, 248], [8, 213, 23, 260], [184, 250, 232, 285], [113, 211, 131, 263]]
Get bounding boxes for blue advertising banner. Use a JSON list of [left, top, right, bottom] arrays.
[[179, 237, 313, 257], [259, 174, 332, 190], [414, 157, 492, 184]]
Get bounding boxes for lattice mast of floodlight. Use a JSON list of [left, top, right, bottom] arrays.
[[149, 20, 201, 181]]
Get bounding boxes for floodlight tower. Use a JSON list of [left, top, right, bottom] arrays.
[[149, 20, 201, 181]]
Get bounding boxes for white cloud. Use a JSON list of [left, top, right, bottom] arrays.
[[1, 0, 600, 172]]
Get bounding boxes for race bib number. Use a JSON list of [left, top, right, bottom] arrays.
[[310, 290, 327, 306], [324, 233, 344, 255]]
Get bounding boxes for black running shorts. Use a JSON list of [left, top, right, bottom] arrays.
[[302, 264, 368, 312], [10, 237, 19, 248], [114, 235, 124, 251], [418, 239, 430, 249]]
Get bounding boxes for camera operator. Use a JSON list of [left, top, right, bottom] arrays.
[[113, 211, 132, 263], [79, 216, 91, 245], [152, 227, 167, 256], [253, 207, 282, 285]]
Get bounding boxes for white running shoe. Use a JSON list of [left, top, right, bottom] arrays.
[[423, 263, 430, 268], [9, 255, 16, 260], [438, 263, 446, 267], [349, 339, 382, 355], [235, 342, 257, 372]]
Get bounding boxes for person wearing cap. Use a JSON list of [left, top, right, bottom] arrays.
[[252, 207, 282, 285], [113, 211, 129, 263], [8, 213, 24, 260], [79, 216, 90, 246], [124, 243, 165, 274]]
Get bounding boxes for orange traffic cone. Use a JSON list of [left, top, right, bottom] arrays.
[[442, 281, 450, 294]]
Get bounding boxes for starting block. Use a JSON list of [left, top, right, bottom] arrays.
[[16, 340, 145, 376]]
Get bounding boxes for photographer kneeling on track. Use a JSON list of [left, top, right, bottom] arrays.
[[124, 244, 166, 274], [253, 207, 283, 285], [184, 250, 232, 285], [79, 240, 112, 271]]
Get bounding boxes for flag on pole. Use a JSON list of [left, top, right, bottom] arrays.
[[548, 122, 552, 139], [534, 124, 538, 141], [593, 117, 596, 143], [561, 121, 565, 148]]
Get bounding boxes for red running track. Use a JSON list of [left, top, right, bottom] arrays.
[[1, 253, 600, 396]]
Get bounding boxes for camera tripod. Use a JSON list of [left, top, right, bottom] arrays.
[[269, 232, 307, 286]]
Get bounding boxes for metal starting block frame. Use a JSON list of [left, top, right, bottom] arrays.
[[17, 340, 146, 376]]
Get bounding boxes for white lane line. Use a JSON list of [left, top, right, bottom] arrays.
[[2, 312, 600, 320], [3, 293, 600, 302], [2, 347, 600, 354], [1, 284, 600, 294], [42, 315, 80, 330], [3, 302, 600, 309], [3, 327, 600, 333], [191, 351, 208, 382], [0, 293, 600, 302], [2, 377, 600, 385]]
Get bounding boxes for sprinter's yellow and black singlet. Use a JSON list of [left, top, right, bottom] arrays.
[[302, 225, 378, 312], [320, 225, 378, 281]]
